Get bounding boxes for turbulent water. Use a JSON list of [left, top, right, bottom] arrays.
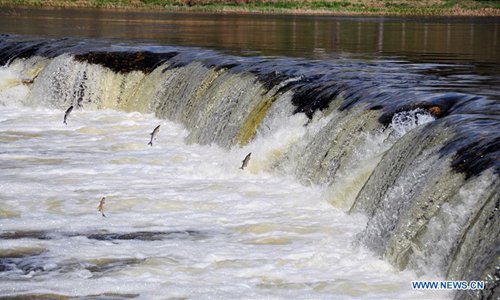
[[0, 34, 498, 299]]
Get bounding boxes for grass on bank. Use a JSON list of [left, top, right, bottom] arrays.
[[0, 0, 499, 16]]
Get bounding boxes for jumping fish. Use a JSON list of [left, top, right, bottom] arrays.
[[98, 197, 106, 218], [21, 78, 34, 84], [240, 152, 251, 170], [63, 105, 73, 125], [148, 125, 160, 146]]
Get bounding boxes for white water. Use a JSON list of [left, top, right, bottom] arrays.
[[0, 68, 449, 299]]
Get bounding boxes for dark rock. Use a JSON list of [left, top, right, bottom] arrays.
[[74, 51, 178, 74]]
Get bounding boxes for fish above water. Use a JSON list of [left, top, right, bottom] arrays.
[[240, 152, 251, 170], [148, 125, 160, 146], [63, 105, 73, 125], [98, 197, 106, 218], [21, 78, 34, 84]]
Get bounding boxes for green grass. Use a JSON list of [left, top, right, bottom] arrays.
[[0, 0, 499, 15]]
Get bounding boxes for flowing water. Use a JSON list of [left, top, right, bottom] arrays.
[[0, 8, 499, 300], [0, 104, 445, 299]]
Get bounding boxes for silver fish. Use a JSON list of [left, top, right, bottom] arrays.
[[148, 125, 160, 146], [240, 152, 251, 170], [63, 105, 73, 125]]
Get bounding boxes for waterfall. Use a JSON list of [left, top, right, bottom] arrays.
[[1, 34, 498, 299]]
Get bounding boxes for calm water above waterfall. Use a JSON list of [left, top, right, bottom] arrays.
[[0, 8, 498, 300], [1, 7, 500, 63]]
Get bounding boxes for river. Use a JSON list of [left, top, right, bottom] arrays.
[[0, 7, 498, 300]]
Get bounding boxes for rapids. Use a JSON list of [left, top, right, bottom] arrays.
[[0, 34, 498, 299]]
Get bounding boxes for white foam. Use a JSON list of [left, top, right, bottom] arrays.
[[390, 109, 435, 137], [0, 105, 450, 299], [0, 66, 30, 107]]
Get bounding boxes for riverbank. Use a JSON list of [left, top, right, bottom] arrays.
[[1, 0, 500, 16]]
